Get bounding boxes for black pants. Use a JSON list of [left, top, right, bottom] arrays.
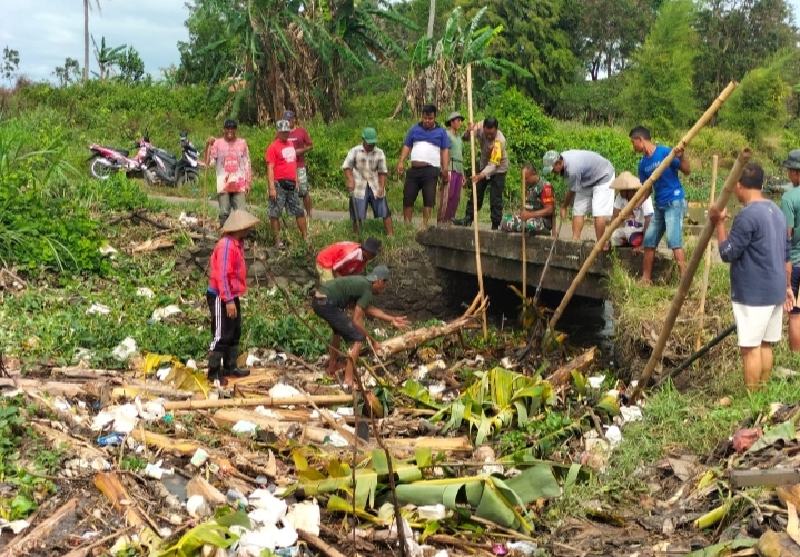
[[463, 173, 507, 228], [207, 292, 241, 368], [311, 297, 365, 343]]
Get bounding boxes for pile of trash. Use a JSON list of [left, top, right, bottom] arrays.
[[0, 340, 645, 556]]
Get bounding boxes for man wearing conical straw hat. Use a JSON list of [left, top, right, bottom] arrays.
[[610, 171, 654, 249], [207, 209, 260, 385]]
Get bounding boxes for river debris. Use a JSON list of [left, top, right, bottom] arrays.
[[2, 324, 798, 557]]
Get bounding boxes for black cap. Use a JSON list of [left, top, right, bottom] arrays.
[[223, 119, 238, 129], [361, 237, 381, 255]]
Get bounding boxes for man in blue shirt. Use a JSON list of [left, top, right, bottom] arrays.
[[630, 126, 690, 283], [710, 162, 793, 391], [396, 104, 450, 228]]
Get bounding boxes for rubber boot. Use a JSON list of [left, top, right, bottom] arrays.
[[208, 350, 225, 384], [452, 217, 472, 227], [223, 347, 250, 378]]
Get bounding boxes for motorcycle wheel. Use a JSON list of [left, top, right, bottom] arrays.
[[90, 157, 117, 180], [142, 165, 159, 187], [177, 171, 199, 188]]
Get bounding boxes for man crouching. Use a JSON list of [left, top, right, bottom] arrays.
[[311, 265, 409, 388]]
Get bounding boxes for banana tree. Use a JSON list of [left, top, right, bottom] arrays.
[[91, 35, 126, 80], [393, 7, 531, 117], [189, 0, 409, 123]]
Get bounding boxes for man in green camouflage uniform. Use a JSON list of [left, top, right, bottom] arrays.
[[500, 163, 555, 234]]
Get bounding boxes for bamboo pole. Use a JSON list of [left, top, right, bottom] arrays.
[[467, 63, 488, 338], [695, 154, 719, 351], [521, 168, 527, 299], [163, 394, 353, 411], [547, 81, 738, 333], [632, 148, 751, 401]]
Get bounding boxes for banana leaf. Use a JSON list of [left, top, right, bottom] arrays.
[[394, 464, 561, 533]]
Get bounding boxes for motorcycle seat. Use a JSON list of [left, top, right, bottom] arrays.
[[153, 148, 177, 163], [97, 146, 129, 156]]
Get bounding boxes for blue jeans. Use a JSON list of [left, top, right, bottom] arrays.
[[643, 199, 685, 249]]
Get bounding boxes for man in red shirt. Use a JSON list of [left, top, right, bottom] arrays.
[[316, 237, 381, 282], [266, 120, 307, 248], [284, 110, 314, 218], [207, 209, 260, 384]]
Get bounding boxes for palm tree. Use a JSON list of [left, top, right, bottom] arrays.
[[83, 0, 103, 81]]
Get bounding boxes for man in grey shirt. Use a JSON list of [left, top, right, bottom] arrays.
[[454, 117, 508, 230], [543, 149, 615, 243], [710, 162, 792, 391]]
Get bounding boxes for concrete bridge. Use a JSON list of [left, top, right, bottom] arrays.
[[417, 227, 673, 300]]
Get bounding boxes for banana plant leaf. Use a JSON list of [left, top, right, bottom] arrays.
[[294, 449, 423, 511], [143, 353, 210, 397], [394, 464, 561, 533]]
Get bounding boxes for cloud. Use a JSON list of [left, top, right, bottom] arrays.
[[1, 0, 189, 81]]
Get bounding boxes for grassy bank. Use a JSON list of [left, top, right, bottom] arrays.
[[565, 254, 800, 514]]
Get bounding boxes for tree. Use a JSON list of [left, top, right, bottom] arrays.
[[83, 1, 103, 82], [117, 47, 145, 82], [53, 57, 81, 86], [177, 0, 410, 124], [457, 0, 579, 106], [694, 0, 798, 106], [719, 60, 790, 142], [394, 7, 530, 116], [565, 0, 660, 80], [1, 46, 20, 84], [91, 35, 125, 80], [620, 0, 698, 132]]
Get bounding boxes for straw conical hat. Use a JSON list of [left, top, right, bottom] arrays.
[[222, 209, 260, 233], [611, 171, 642, 191]]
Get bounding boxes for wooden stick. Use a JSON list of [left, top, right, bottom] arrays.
[[521, 168, 527, 299], [631, 148, 751, 401], [298, 528, 348, 557], [467, 63, 488, 338], [547, 81, 738, 333], [695, 154, 719, 351], [0, 497, 79, 557], [163, 393, 352, 411]]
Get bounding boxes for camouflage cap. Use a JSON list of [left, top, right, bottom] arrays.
[[783, 149, 800, 170]]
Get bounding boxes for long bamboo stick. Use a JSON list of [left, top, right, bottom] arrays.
[[547, 81, 738, 333], [467, 63, 488, 338], [631, 148, 751, 401], [521, 168, 528, 299], [695, 154, 719, 351], [164, 394, 353, 411]]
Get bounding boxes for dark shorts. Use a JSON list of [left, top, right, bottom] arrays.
[[311, 297, 365, 342], [403, 165, 439, 208], [350, 187, 391, 221], [792, 265, 800, 315], [269, 180, 305, 218]]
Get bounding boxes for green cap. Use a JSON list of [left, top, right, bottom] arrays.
[[366, 265, 390, 282], [361, 127, 378, 144]]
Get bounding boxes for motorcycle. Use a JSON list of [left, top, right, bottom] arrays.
[[87, 137, 150, 180], [141, 132, 201, 187]]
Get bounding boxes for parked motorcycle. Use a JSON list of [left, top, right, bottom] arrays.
[[141, 132, 201, 187], [87, 137, 150, 180]]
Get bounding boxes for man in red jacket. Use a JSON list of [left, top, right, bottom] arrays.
[[316, 237, 381, 282], [207, 209, 260, 384]]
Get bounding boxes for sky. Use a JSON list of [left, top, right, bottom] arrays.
[[0, 1, 191, 82], [3, 0, 800, 83]]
